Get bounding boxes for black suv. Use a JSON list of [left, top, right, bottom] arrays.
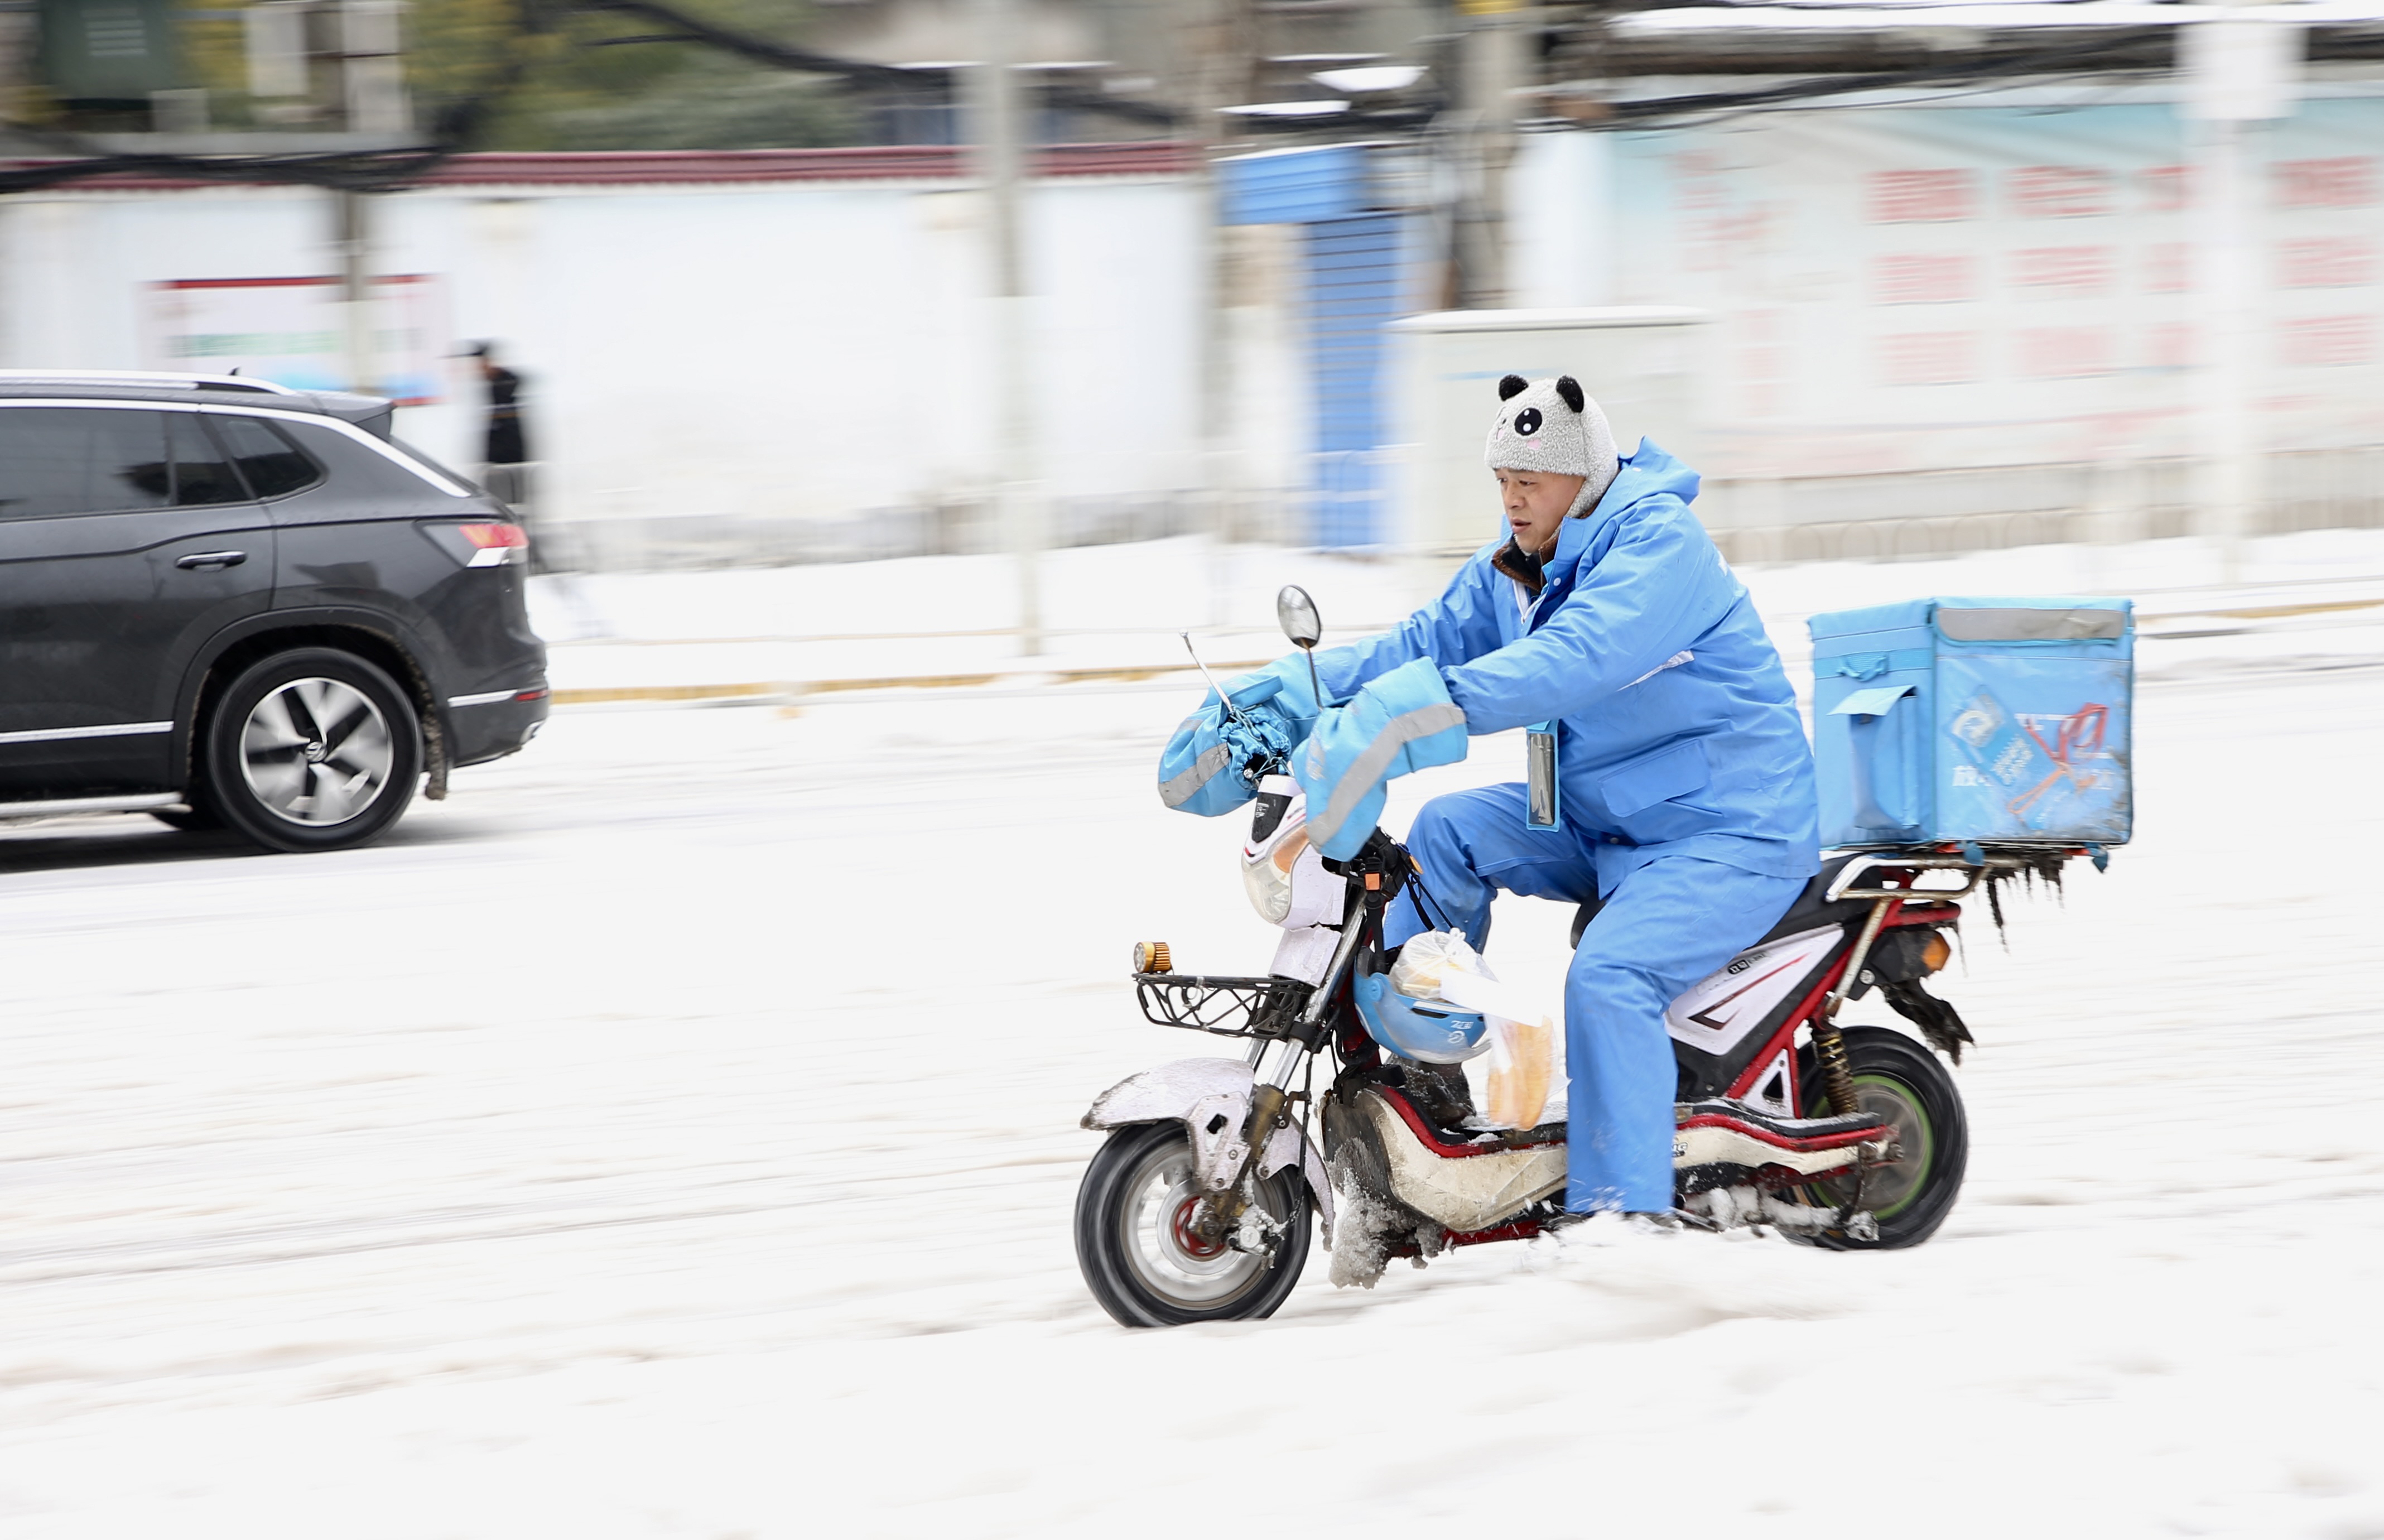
[[0, 371, 547, 852]]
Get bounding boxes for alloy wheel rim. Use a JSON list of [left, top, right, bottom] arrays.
[[1812, 1072, 1934, 1219], [1119, 1137, 1270, 1307], [239, 677, 394, 827]]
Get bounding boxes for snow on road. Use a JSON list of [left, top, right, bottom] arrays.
[[0, 548, 2378, 1537], [527, 527, 2384, 696]]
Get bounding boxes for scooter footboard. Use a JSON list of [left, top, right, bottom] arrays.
[[1083, 1058, 1336, 1241]]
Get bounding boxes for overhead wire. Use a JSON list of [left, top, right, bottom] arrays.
[[1583, 30, 2178, 131]]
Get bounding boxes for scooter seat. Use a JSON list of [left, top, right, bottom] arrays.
[[1745, 854, 1875, 944], [1569, 854, 1871, 950]]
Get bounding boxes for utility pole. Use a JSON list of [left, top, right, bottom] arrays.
[[319, 0, 412, 396], [969, 0, 1045, 656], [335, 189, 374, 394], [1191, 0, 1258, 630], [1457, 0, 1524, 307], [2183, 5, 2301, 583]]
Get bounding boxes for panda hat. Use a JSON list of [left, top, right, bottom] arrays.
[[1484, 373, 1620, 521]]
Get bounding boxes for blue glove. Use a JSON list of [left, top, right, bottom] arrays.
[[1203, 654, 1325, 739], [1156, 654, 1325, 817], [1158, 692, 1295, 817], [1294, 657, 1470, 860]]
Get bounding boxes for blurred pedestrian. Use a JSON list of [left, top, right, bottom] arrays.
[[465, 341, 530, 492], [461, 341, 548, 571]]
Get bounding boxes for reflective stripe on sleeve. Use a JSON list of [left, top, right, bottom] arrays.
[[1306, 702, 1466, 852], [1159, 743, 1234, 808]]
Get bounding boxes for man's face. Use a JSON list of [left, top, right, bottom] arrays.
[[1496, 468, 1586, 557]]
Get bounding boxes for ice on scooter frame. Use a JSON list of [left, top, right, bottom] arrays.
[[1809, 596, 2134, 849]]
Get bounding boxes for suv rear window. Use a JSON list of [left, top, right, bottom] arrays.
[[169, 415, 247, 505], [209, 412, 322, 498]]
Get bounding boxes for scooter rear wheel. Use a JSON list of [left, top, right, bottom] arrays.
[[1790, 1026, 1969, 1250], [1075, 1122, 1313, 1327]]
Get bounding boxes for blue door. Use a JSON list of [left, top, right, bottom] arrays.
[[1304, 214, 1401, 548]]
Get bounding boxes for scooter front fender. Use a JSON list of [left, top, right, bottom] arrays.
[[1082, 1057, 1336, 1242]]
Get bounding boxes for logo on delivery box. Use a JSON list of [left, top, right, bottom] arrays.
[[1948, 687, 2113, 829]]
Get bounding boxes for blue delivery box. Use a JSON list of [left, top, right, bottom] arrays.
[[1809, 597, 2133, 850]]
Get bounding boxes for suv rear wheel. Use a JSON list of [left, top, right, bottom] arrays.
[[200, 648, 422, 853]]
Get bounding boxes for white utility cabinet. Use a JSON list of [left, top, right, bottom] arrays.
[[1386, 307, 1711, 556]]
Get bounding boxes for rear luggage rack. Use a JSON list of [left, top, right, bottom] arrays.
[[1824, 843, 2101, 902], [1132, 972, 1312, 1038]]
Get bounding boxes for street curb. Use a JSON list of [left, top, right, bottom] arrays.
[[548, 659, 1274, 707], [545, 590, 2384, 708], [551, 683, 784, 705]]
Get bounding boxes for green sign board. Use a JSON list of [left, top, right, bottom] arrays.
[[38, 0, 188, 105]]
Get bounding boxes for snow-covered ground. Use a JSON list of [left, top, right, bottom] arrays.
[[0, 535, 2378, 1537], [526, 527, 2384, 696]]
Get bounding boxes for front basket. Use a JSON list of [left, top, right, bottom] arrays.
[[1132, 973, 1312, 1038]]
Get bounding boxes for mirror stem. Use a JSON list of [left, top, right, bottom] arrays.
[[1299, 643, 1322, 711], [1182, 632, 1254, 729]]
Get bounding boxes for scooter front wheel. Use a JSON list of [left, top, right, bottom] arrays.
[[1075, 1122, 1313, 1327]]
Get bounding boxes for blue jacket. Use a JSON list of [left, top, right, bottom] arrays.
[[1295, 657, 1468, 860], [1312, 442, 1819, 888]]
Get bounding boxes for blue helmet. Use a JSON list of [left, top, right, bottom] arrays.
[[1351, 959, 1490, 1065]]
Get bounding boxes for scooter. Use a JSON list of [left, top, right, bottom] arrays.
[[1075, 587, 2085, 1329]]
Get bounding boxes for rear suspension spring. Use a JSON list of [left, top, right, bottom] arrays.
[[1812, 1020, 1859, 1121]]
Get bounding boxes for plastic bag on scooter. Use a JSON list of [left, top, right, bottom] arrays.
[[1392, 932, 1557, 1131], [1474, 1017, 1554, 1132], [1388, 929, 1489, 1001]]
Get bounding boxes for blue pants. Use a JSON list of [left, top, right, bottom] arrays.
[[1386, 784, 1804, 1214]]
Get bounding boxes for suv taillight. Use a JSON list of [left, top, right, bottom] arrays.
[[458, 523, 528, 567]]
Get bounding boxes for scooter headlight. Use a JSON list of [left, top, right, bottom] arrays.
[[1242, 825, 1308, 924], [1241, 774, 1307, 925]]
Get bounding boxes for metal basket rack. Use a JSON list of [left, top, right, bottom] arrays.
[[1131, 972, 1312, 1039]]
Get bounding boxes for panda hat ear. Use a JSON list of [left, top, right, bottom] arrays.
[[1497, 374, 1529, 401], [1554, 376, 1584, 413]]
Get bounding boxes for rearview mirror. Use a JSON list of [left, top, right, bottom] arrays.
[[1277, 585, 1322, 650]]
